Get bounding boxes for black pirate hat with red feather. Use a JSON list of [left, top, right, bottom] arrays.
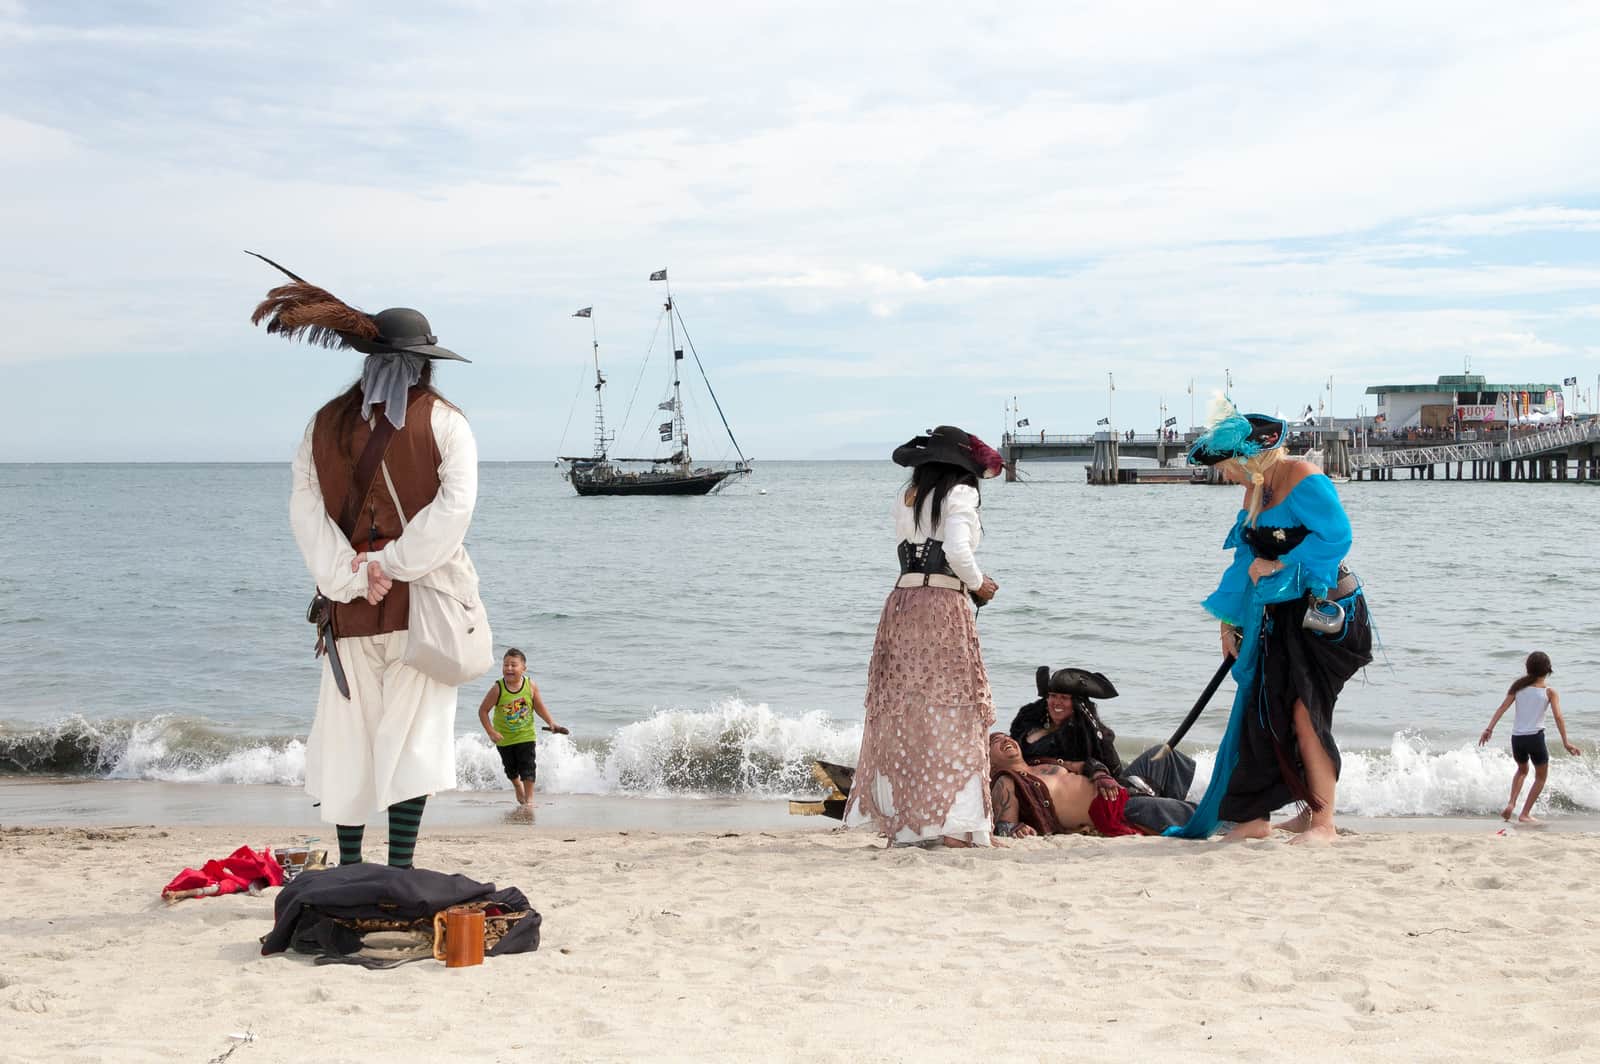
[[246, 251, 469, 362], [892, 425, 1003, 480]]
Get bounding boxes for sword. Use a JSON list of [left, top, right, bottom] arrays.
[[1151, 655, 1235, 761], [308, 594, 351, 699]]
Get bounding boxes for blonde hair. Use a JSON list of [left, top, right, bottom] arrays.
[[1239, 447, 1286, 526]]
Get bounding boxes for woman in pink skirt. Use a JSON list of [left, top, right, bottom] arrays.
[[844, 426, 1003, 848]]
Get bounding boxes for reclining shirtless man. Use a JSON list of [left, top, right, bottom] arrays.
[[987, 732, 1195, 838]]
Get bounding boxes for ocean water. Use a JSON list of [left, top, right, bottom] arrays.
[[1, 460, 1597, 819]]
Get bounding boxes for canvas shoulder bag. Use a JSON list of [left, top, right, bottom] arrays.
[[379, 461, 494, 686]]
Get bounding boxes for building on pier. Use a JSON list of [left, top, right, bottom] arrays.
[[1365, 374, 1564, 432]]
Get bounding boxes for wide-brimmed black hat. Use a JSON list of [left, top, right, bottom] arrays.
[[892, 425, 1003, 479], [247, 251, 470, 362], [1035, 666, 1119, 700]]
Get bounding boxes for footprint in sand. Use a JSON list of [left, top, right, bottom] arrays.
[[3, 985, 59, 1014], [1239, 972, 1289, 993], [23, 948, 70, 963], [1342, 987, 1378, 1014]]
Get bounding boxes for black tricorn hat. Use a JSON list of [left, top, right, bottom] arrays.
[[247, 251, 469, 362], [1035, 666, 1119, 700], [892, 425, 1003, 480]]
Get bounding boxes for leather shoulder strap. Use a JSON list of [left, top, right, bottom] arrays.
[[337, 417, 398, 539]]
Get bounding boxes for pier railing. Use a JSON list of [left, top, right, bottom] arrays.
[[1351, 421, 1598, 471], [1007, 433, 1096, 446], [1350, 441, 1492, 471], [1005, 432, 1183, 447], [1501, 421, 1593, 459]]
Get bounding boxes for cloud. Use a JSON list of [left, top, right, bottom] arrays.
[[4, 2, 1600, 458], [0, 113, 76, 162], [1408, 206, 1600, 237]]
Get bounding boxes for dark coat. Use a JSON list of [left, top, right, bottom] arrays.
[[261, 863, 541, 958], [1008, 697, 1124, 777]]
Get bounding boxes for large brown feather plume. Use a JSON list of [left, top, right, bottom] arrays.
[[246, 251, 380, 349], [251, 282, 381, 349]]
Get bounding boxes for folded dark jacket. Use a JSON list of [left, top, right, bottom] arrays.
[[260, 863, 540, 958]]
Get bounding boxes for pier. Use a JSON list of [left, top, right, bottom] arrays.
[[1003, 428, 1354, 484], [1350, 421, 1600, 482], [1003, 422, 1600, 485]]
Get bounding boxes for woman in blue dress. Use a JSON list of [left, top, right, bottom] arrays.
[[1171, 399, 1372, 844]]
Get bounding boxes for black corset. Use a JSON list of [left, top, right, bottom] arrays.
[[898, 539, 956, 576], [1240, 523, 1310, 560]]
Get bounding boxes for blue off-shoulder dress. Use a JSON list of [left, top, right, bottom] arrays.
[[1168, 472, 1373, 837]]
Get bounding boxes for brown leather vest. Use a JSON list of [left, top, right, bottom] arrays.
[[313, 388, 442, 638]]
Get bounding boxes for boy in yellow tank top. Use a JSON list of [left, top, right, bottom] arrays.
[[477, 648, 568, 806]]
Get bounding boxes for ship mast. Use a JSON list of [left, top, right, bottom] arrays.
[[655, 269, 689, 465], [574, 307, 611, 460]]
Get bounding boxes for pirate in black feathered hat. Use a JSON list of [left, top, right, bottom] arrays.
[[257, 250, 483, 870], [1008, 666, 1197, 802], [840, 424, 1004, 846]]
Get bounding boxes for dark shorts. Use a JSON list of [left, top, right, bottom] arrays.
[[1511, 731, 1548, 767], [497, 741, 537, 781]]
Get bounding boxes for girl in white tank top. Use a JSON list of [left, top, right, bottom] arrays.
[[1479, 651, 1581, 825], [1510, 686, 1553, 735]]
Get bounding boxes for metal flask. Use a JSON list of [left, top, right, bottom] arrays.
[[1302, 596, 1346, 635]]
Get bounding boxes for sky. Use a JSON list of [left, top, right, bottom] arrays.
[[3, 1, 1599, 461]]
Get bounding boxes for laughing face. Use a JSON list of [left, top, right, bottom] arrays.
[[1045, 692, 1075, 723], [988, 732, 1025, 774]]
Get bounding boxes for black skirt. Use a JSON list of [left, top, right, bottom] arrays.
[[1219, 592, 1373, 824]]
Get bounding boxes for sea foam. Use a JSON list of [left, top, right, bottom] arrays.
[[3, 708, 1595, 816]]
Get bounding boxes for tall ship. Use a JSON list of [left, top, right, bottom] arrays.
[[558, 269, 752, 496]]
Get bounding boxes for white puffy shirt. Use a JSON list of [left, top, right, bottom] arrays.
[[894, 483, 985, 588]]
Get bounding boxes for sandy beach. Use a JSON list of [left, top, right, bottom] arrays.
[[4, 823, 1599, 1063]]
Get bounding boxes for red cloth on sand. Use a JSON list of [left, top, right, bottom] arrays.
[[163, 845, 284, 897], [1088, 788, 1141, 837]]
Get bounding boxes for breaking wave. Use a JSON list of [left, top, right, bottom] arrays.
[[1185, 730, 1600, 817], [3, 710, 1596, 814], [0, 701, 863, 799]]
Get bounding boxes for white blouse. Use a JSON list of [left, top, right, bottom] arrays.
[[894, 483, 985, 588]]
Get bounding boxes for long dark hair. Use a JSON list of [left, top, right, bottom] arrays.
[[1508, 651, 1553, 696], [312, 362, 447, 470], [910, 461, 979, 532]]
